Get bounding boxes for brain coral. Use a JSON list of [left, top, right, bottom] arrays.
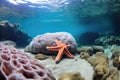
[[0, 44, 55, 80]]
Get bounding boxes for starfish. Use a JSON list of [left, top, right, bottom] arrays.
[[46, 39, 74, 63]]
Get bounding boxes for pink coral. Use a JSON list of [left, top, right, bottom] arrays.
[[0, 44, 55, 80]]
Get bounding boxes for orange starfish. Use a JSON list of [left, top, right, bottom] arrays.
[[46, 39, 74, 63]]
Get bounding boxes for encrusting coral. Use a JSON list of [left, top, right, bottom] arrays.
[[0, 43, 55, 80]]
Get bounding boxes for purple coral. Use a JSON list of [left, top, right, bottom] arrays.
[[0, 44, 55, 80]]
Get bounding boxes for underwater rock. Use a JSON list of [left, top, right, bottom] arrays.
[[113, 56, 120, 70], [78, 32, 99, 46], [92, 46, 104, 53], [78, 46, 104, 56], [77, 46, 93, 55], [93, 66, 119, 80], [35, 53, 48, 60], [105, 68, 119, 80], [86, 57, 95, 66], [94, 57, 108, 67], [24, 45, 31, 52], [0, 44, 55, 80], [95, 52, 108, 60], [80, 52, 90, 60], [0, 20, 31, 47], [110, 45, 120, 59], [0, 40, 16, 47], [86, 50, 119, 80], [58, 72, 85, 80], [87, 52, 108, 67], [29, 32, 77, 54], [93, 64, 110, 80]]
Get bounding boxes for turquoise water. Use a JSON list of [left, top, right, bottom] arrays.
[[0, 0, 115, 39], [17, 10, 112, 39], [20, 11, 84, 38]]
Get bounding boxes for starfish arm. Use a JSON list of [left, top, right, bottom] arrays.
[[46, 45, 63, 51], [55, 47, 64, 63], [55, 39, 62, 45], [64, 48, 74, 58]]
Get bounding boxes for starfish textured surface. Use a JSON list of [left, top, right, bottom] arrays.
[[46, 39, 74, 63]]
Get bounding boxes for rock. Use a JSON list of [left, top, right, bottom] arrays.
[[0, 40, 16, 47], [0, 20, 31, 47], [86, 53, 108, 67], [95, 52, 108, 60], [93, 64, 110, 80], [106, 68, 119, 80], [80, 52, 90, 60], [113, 57, 120, 70], [93, 66, 119, 80], [110, 45, 120, 59], [58, 72, 85, 80], [86, 57, 95, 66], [24, 45, 31, 52], [92, 46, 104, 53], [77, 46, 93, 55], [29, 32, 77, 54], [35, 53, 48, 60]]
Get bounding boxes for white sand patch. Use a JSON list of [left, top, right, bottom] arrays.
[[20, 49, 94, 80]]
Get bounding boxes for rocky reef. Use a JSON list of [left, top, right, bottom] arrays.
[[0, 20, 31, 47], [0, 43, 55, 80], [79, 48, 119, 80], [78, 46, 104, 56], [95, 33, 120, 46], [27, 32, 77, 54], [110, 45, 120, 70]]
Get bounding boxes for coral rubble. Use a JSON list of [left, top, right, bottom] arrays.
[[0, 44, 55, 80]]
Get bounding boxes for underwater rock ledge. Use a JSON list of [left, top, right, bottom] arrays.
[[0, 20, 31, 47]]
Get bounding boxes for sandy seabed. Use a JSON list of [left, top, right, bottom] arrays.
[[21, 49, 94, 80]]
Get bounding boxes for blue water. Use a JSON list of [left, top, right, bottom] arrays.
[[0, 0, 113, 39], [20, 10, 86, 38]]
